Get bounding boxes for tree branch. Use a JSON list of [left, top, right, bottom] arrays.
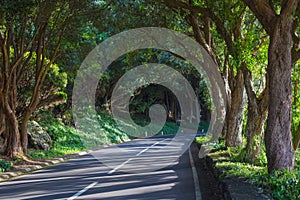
[[281, 0, 298, 17], [242, 0, 277, 34]]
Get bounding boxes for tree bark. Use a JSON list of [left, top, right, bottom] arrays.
[[0, 29, 24, 157], [243, 0, 298, 173], [265, 15, 295, 172], [293, 122, 300, 150], [242, 64, 268, 163], [292, 67, 300, 150], [225, 68, 245, 147], [1, 98, 23, 157]]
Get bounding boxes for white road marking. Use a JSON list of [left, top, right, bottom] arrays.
[[189, 148, 202, 200], [67, 138, 169, 199], [135, 141, 161, 156], [107, 158, 133, 174], [108, 138, 169, 174], [67, 181, 98, 200]]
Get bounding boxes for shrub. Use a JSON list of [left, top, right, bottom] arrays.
[[0, 160, 13, 172], [27, 111, 131, 159], [211, 147, 300, 200]]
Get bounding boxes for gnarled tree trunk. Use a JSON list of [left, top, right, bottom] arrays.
[[243, 0, 298, 173], [225, 67, 245, 147], [0, 29, 24, 157], [242, 64, 268, 163], [1, 97, 23, 157], [265, 16, 295, 172]]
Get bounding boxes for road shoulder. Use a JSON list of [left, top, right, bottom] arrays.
[[190, 142, 225, 200]]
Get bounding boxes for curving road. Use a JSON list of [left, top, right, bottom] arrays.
[[0, 135, 202, 200]]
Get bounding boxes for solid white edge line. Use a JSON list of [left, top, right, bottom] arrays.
[[108, 138, 169, 175], [67, 181, 98, 200], [189, 148, 202, 200]]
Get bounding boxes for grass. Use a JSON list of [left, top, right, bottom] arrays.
[[1, 111, 208, 173], [214, 153, 300, 200], [26, 112, 131, 160], [195, 134, 300, 200], [26, 112, 182, 160], [129, 114, 179, 135], [195, 134, 212, 144], [131, 114, 210, 136]]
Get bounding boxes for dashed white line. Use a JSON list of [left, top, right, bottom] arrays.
[[108, 138, 168, 174], [135, 140, 162, 156], [67, 138, 169, 199], [189, 148, 202, 200], [107, 158, 133, 175], [67, 181, 98, 200]]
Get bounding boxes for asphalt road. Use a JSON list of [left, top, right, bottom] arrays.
[[0, 135, 202, 200]]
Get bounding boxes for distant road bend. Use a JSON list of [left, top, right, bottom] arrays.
[[0, 135, 204, 200]]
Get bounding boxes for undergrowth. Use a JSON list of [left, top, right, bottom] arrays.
[[26, 111, 183, 160], [0, 159, 13, 172], [195, 134, 300, 200], [27, 112, 131, 159]]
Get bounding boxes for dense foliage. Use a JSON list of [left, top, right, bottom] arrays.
[[0, 1, 300, 198], [196, 135, 300, 200], [0, 159, 13, 172], [27, 111, 132, 159], [26, 111, 182, 160]]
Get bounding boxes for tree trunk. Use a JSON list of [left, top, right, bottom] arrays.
[[243, 98, 268, 163], [293, 70, 300, 151], [1, 101, 23, 158], [221, 63, 231, 138], [241, 64, 269, 163], [293, 122, 300, 150], [242, 0, 298, 173], [244, 110, 266, 162], [225, 68, 245, 147], [265, 16, 295, 172], [195, 96, 200, 124], [0, 31, 23, 158], [0, 112, 6, 153]]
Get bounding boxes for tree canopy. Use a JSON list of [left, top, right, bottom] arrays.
[[0, 0, 300, 177]]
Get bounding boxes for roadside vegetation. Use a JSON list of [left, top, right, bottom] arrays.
[[0, 1, 300, 199], [0, 159, 13, 172], [28, 111, 135, 159], [0, 111, 131, 169], [1, 110, 183, 168], [196, 134, 300, 200]]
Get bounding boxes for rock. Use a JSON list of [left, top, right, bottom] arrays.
[[27, 121, 52, 151]]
